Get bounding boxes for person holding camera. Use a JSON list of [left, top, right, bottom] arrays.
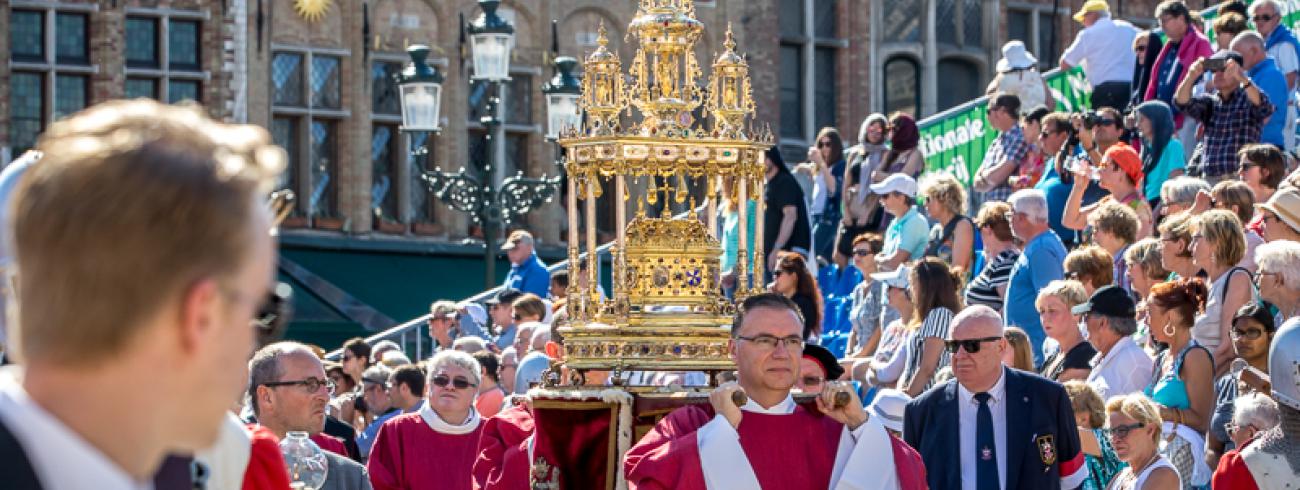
[[1174, 51, 1273, 186]]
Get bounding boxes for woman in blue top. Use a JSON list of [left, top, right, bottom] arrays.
[[1133, 101, 1185, 209], [1143, 278, 1216, 489]]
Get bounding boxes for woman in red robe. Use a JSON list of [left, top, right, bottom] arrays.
[[367, 351, 486, 490]]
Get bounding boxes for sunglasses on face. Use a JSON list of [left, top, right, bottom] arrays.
[[1254, 14, 1277, 22], [852, 249, 872, 257], [1102, 422, 1146, 440], [431, 375, 477, 390], [1135, 45, 1147, 52], [817, 140, 833, 148], [1096, 118, 1119, 127], [943, 336, 1002, 354], [773, 269, 794, 277], [512, 314, 523, 321], [801, 376, 825, 386]]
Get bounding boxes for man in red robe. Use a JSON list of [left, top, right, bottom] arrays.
[[472, 401, 535, 490], [368, 350, 486, 489], [624, 293, 928, 489]]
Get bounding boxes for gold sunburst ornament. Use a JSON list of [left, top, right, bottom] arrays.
[[294, 0, 332, 22]]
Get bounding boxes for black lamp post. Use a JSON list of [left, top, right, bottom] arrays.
[[397, 0, 561, 289]]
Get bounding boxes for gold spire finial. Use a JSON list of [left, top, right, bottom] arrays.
[[597, 22, 609, 48], [724, 24, 736, 51]]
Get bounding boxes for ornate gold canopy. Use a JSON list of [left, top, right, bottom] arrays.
[[557, 0, 771, 375]]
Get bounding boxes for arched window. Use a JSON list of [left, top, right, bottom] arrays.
[[883, 56, 920, 117], [936, 58, 981, 112]]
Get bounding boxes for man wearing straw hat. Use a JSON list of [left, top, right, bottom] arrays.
[[1060, 0, 1139, 110]]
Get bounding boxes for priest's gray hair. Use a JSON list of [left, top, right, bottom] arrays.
[[1008, 189, 1048, 224], [427, 350, 483, 389], [247, 341, 317, 416]]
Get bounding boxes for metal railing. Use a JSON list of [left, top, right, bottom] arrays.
[[323, 240, 616, 361]]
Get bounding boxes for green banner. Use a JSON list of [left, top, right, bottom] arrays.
[[917, 66, 1091, 187], [914, 0, 1300, 188]]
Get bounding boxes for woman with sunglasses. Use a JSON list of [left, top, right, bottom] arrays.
[[1189, 211, 1252, 377], [965, 202, 1020, 310], [919, 174, 975, 277], [769, 252, 824, 341], [1064, 142, 1155, 242], [1206, 302, 1278, 469], [367, 350, 485, 489], [1103, 394, 1180, 490], [1235, 144, 1286, 237], [1143, 278, 1216, 488], [857, 266, 914, 388], [840, 114, 890, 238], [898, 258, 962, 397], [845, 233, 897, 358], [1064, 380, 1125, 490]]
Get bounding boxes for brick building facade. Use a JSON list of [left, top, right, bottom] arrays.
[[2, 0, 1168, 337], [4, 0, 1171, 244]]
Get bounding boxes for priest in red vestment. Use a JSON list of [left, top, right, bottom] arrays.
[[368, 350, 486, 490], [624, 293, 928, 489], [472, 402, 535, 490]]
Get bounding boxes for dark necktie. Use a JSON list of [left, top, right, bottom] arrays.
[[975, 392, 999, 490]]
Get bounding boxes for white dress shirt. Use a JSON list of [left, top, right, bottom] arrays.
[[695, 392, 900, 490], [1060, 16, 1139, 86], [0, 367, 152, 490], [1087, 336, 1154, 400], [957, 370, 1008, 490]]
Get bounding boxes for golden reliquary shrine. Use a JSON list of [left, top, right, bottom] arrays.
[[523, 1, 773, 488]]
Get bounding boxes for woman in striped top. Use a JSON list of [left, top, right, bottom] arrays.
[[898, 257, 964, 397], [966, 201, 1021, 310]]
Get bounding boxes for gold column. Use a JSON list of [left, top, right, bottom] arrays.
[[706, 175, 719, 238], [736, 175, 749, 294], [567, 174, 581, 319], [585, 177, 599, 312]]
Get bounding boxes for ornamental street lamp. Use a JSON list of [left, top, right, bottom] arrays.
[[397, 1, 561, 290], [541, 56, 582, 141]]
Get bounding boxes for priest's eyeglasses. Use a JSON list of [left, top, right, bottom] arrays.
[[263, 377, 335, 394], [736, 334, 804, 352], [431, 375, 477, 390], [943, 336, 1003, 354]]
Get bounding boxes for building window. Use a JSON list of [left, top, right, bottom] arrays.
[[467, 74, 535, 179], [936, 0, 983, 48], [9, 6, 95, 156], [55, 13, 88, 65], [370, 56, 435, 232], [881, 0, 922, 43], [937, 58, 981, 111], [272, 47, 349, 222], [124, 11, 205, 104], [779, 0, 842, 159], [884, 56, 921, 116], [1007, 7, 1063, 71]]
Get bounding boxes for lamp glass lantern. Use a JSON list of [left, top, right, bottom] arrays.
[[542, 56, 583, 139], [468, 0, 515, 81], [397, 45, 444, 133]]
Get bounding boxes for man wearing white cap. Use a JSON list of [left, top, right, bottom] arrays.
[[871, 174, 928, 271], [1060, 0, 1138, 110]]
